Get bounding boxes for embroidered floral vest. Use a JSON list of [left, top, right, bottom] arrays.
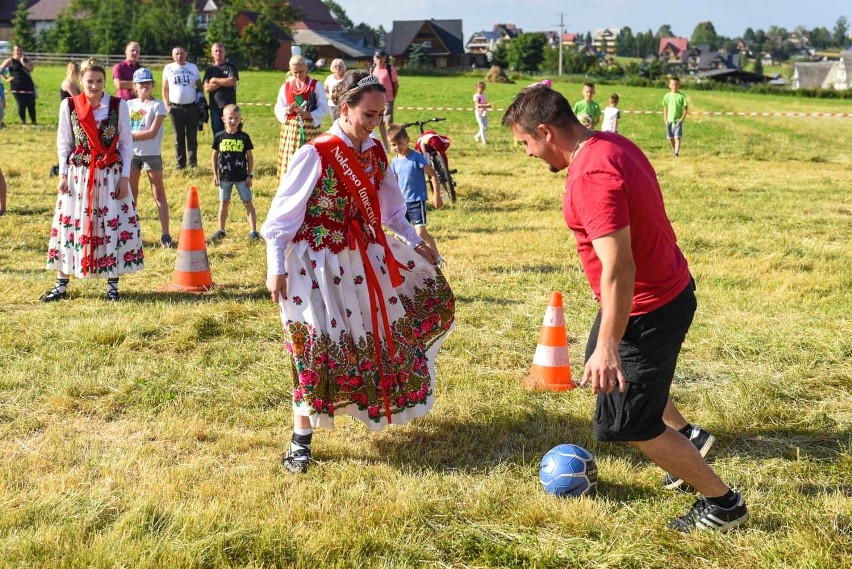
[[292, 143, 388, 253], [67, 96, 121, 168]]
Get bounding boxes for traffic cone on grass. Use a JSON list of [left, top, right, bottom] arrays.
[[164, 186, 215, 293], [523, 291, 574, 392]]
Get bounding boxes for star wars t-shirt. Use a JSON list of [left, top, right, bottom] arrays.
[[212, 130, 254, 181]]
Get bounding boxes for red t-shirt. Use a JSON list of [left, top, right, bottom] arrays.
[[112, 60, 139, 101], [563, 132, 690, 315]]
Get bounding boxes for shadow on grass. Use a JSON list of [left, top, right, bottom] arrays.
[[709, 424, 852, 462], [125, 285, 268, 304], [454, 295, 515, 305]]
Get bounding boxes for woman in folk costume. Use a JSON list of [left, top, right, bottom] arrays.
[[262, 70, 455, 474], [41, 57, 143, 302], [274, 55, 328, 183]]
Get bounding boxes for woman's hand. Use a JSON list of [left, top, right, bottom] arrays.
[[414, 242, 439, 265], [58, 175, 69, 195], [267, 274, 287, 307], [116, 177, 130, 200]]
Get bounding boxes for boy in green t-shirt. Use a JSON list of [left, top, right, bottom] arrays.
[[573, 82, 601, 129], [663, 76, 688, 156]]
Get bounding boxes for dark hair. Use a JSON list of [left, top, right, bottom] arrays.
[[610, 93, 619, 104], [387, 124, 408, 143], [501, 84, 579, 136], [670, 76, 680, 82], [332, 70, 387, 108], [583, 82, 595, 89]]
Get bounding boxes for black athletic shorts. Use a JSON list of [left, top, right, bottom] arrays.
[[586, 279, 697, 443]]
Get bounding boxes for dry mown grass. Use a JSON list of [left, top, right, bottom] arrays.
[[0, 70, 850, 568]]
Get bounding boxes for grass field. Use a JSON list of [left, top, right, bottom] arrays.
[[0, 68, 850, 568]]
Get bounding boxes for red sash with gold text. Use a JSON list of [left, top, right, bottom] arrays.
[[310, 134, 407, 423], [69, 94, 121, 275]]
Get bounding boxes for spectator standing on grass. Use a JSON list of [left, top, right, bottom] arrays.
[[128, 67, 172, 248], [203, 42, 239, 136], [112, 42, 141, 101], [388, 123, 443, 259], [663, 76, 688, 157], [60, 62, 81, 100], [262, 70, 455, 474], [0, 67, 7, 128], [323, 58, 346, 121], [472, 81, 493, 144], [572, 82, 601, 130], [42, 57, 143, 303], [162, 46, 202, 169], [370, 50, 398, 125], [0, 45, 36, 125], [274, 55, 327, 182], [210, 104, 258, 242], [503, 85, 749, 533], [601, 93, 620, 133]]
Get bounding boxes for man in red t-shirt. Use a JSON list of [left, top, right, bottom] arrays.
[[113, 41, 141, 101], [371, 50, 399, 125], [502, 85, 748, 534]]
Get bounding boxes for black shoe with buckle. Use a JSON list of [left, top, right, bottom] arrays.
[[40, 287, 67, 302], [282, 447, 311, 474]]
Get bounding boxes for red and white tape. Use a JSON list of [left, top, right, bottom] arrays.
[[238, 101, 850, 118]]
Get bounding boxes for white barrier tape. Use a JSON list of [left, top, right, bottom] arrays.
[[238, 101, 850, 118]]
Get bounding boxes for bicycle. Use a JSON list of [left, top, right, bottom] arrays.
[[400, 117, 457, 204]]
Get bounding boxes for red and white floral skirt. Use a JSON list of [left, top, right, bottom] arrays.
[[279, 236, 455, 430], [46, 164, 144, 278]]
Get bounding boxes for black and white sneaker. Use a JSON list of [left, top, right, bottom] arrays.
[[663, 425, 715, 491], [669, 493, 749, 533]]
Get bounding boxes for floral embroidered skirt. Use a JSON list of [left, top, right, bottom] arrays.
[[46, 164, 144, 278], [279, 236, 455, 430], [277, 119, 322, 184]]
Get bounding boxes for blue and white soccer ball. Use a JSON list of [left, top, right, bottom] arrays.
[[539, 444, 598, 497]]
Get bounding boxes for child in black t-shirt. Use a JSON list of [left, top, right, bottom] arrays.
[[210, 104, 258, 241]]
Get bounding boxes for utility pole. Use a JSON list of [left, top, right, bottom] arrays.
[[557, 12, 565, 76]]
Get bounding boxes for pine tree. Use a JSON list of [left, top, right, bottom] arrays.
[[11, 0, 36, 50], [207, 5, 245, 65], [242, 14, 279, 68]]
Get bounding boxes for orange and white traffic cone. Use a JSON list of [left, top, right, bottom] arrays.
[[523, 291, 574, 392], [164, 186, 215, 293]]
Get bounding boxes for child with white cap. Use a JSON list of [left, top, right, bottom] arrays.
[[128, 67, 172, 248]]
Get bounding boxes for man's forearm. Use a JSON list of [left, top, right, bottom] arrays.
[[596, 265, 634, 348]]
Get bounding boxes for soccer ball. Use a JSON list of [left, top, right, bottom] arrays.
[[539, 444, 598, 497]]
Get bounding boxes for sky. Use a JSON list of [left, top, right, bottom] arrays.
[[337, 0, 849, 40]]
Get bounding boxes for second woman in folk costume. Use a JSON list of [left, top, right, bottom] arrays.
[[274, 55, 328, 182], [41, 57, 143, 302], [262, 70, 455, 474]]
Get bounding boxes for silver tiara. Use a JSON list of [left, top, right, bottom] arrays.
[[356, 74, 381, 87]]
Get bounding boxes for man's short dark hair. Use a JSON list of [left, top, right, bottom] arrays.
[[502, 85, 579, 137]]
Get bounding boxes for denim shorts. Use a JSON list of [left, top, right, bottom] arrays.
[[219, 180, 253, 202], [587, 279, 697, 442], [131, 155, 164, 171], [405, 200, 427, 226], [666, 121, 684, 139]]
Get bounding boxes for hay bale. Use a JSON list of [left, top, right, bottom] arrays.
[[485, 65, 513, 84]]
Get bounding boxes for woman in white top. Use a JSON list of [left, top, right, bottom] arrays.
[[42, 57, 143, 302], [323, 58, 346, 121], [263, 70, 455, 474]]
